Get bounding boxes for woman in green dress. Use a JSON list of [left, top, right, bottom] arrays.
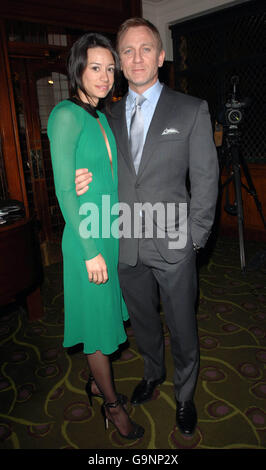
[[48, 33, 144, 440]]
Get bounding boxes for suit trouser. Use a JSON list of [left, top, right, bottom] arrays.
[[118, 238, 200, 402]]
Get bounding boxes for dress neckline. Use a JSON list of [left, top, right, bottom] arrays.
[[68, 97, 98, 119]]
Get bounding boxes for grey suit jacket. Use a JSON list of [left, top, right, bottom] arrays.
[[107, 84, 219, 266]]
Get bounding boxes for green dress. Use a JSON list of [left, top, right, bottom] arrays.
[[48, 99, 128, 354]]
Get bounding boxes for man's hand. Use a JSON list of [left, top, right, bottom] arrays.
[[75, 168, 92, 196], [85, 254, 108, 285]]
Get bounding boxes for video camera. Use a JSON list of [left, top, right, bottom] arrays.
[[218, 76, 250, 137]]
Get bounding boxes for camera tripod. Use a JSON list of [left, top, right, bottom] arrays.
[[220, 132, 266, 272]]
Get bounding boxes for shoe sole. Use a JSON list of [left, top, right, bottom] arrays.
[[131, 396, 153, 406], [130, 380, 165, 406], [176, 424, 197, 437]]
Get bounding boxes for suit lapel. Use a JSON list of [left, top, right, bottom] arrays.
[[110, 95, 137, 178], [137, 85, 172, 179]]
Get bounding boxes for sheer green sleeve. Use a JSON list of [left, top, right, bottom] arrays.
[[47, 103, 99, 260]]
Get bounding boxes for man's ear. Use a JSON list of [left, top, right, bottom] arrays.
[[158, 49, 165, 68]]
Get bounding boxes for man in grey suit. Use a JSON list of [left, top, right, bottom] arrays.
[[75, 18, 219, 435]]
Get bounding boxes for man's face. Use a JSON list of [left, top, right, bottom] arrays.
[[118, 26, 165, 94]]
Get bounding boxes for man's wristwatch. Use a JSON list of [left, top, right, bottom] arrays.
[[193, 242, 201, 253]]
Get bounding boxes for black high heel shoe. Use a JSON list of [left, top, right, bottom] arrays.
[[85, 375, 128, 407], [101, 398, 144, 440]]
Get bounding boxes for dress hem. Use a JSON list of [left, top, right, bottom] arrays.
[[63, 337, 128, 355]]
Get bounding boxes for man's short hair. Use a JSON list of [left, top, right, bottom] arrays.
[[117, 17, 163, 52]]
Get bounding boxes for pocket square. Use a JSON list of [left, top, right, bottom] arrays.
[[161, 128, 180, 135]]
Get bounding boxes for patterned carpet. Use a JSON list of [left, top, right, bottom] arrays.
[[0, 236, 265, 450]]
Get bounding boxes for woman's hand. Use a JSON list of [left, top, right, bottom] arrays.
[[75, 168, 92, 196], [85, 254, 108, 284]]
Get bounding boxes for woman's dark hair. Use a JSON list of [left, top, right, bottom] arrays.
[[67, 32, 120, 112]]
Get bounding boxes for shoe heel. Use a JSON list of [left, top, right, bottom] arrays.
[[85, 382, 93, 407], [85, 374, 128, 407], [102, 399, 145, 440], [101, 404, 109, 430]]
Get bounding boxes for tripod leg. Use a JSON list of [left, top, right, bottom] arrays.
[[240, 156, 266, 229], [231, 145, 246, 272]]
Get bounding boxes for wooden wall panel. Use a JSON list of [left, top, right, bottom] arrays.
[[0, 0, 142, 32]]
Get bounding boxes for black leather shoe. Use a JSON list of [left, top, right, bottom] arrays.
[[131, 376, 165, 405], [176, 401, 197, 436]]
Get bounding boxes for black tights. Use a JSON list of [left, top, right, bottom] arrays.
[[86, 350, 117, 403], [86, 350, 134, 436]]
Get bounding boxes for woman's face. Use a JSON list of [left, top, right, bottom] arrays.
[[80, 47, 115, 105]]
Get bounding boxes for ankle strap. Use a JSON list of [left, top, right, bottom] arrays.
[[104, 399, 120, 408]]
